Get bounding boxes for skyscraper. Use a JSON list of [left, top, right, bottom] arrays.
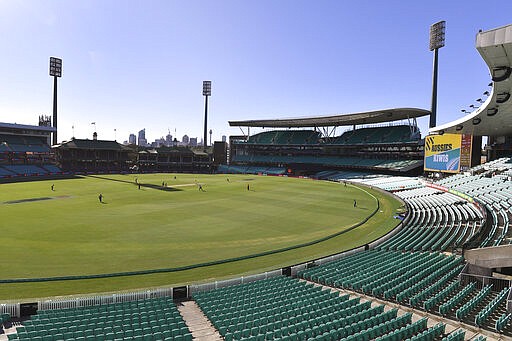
[[182, 135, 189, 145], [138, 129, 147, 146], [129, 134, 136, 145]]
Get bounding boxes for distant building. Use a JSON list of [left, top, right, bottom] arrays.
[[129, 134, 136, 145], [151, 137, 165, 147], [138, 129, 146, 146], [165, 132, 173, 146], [182, 135, 189, 145], [138, 138, 148, 147], [222, 135, 227, 143], [189, 137, 197, 146]]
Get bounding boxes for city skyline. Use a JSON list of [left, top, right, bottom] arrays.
[[1, 1, 512, 144], [122, 128, 205, 147]]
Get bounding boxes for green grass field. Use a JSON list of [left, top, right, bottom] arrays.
[[0, 174, 402, 300]]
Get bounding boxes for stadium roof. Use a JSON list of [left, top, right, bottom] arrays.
[[0, 122, 56, 133], [229, 108, 430, 128], [55, 138, 129, 150], [430, 24, 512, 136]]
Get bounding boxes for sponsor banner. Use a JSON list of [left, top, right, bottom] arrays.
[[448, 189, 474, 203], [459, 134, 473, 172], [426, 182, 475, 203], [424, 134, 462, 173], [427, 183, 448, 192]]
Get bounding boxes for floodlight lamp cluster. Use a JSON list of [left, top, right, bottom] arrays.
[[202, 80, 212, 96], [49, 57, 62, 77], [429, 21, 446, 51]]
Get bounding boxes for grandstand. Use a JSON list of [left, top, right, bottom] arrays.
[[228, 110, 427, 176], [137, 146, 212, 173], [52, 138, 133, 173], [0, 122, 60, 178]]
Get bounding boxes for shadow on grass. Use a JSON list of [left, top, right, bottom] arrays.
[[88, 175, 182, 192], [0, 174, 82, 184], [3, 195, 73, 205], [4, 197, 53, 204]]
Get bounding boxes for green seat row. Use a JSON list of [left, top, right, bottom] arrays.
[[475, 287, 510, 326], [406, 322, 445, 341], [409, 264, 463, 308], [375, 315, 425, 341], [455, 285, 492, 320], [495, 313, 511, 333], [441, 328, 465, 341], [439, 282, 476, 316]]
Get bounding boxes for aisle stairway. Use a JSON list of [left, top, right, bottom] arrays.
[[177, 301, 223, 341]]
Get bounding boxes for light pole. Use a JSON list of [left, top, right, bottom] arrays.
[[429, 21, 445, 128], [49, 57, 62, 145], [203, 81, 211, 151]]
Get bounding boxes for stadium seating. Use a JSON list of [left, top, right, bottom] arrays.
[[1, 313, 11, 327], [231, 154, 421, 171], [217, 164, 286, 175], [41, 164, 63, 174], [9, 297, 191, 341], [331, 125, 419, 145], [407, 322, 445, 341], [435, 157, 512, 246], [2, 165, 47, 176], [438, 282, 477, 316], [422, 280, 460, 311], [475, 287, 510, 327], [376, 187, 480, 252], [455, 284, 493, 320], [319, 171, 421, 187], [442, 329, 465, 341], [0, 134, 50, 153], [246, 130, 321, 145], [0, 166, 15, 177], [299, 251, 463, 302], [496, 313, 512, 333], [193, 275, 447, 341]]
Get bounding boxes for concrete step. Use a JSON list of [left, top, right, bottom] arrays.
[[177, 300, 223, 341]]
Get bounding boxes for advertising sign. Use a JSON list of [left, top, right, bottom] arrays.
[[424, 133, 463, 173]]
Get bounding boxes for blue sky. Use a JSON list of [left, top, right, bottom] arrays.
[[1, 0, 511, 144]]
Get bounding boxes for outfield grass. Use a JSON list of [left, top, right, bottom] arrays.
[[0, 174, 402, 300]]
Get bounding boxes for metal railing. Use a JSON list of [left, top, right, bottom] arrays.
[[38, 287, 173, 311], [0, 303, 19, 318], [189, 270, 282, 295], [459, 273, 511, 292]]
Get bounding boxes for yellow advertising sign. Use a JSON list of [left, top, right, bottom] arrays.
[[424, 133, 462, 173]]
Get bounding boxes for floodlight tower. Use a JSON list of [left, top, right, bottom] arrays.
[[429, 21, 446, 128], [49, 57, 62, 145], [202, 81, 212, 151]]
